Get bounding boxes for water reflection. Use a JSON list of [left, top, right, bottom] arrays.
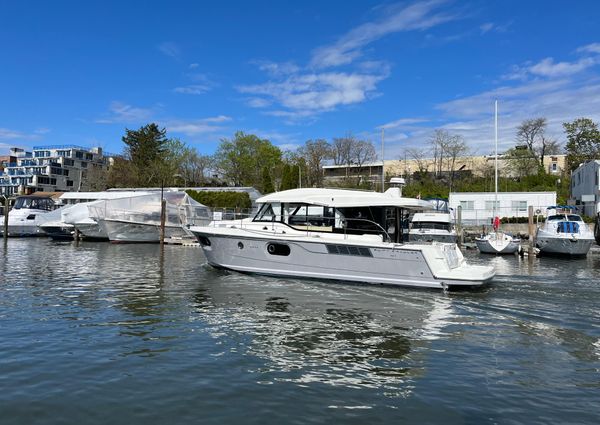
[[189, 272, 456, 392]]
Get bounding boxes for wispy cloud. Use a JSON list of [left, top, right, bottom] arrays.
[[0, 127, 49, 142], [251, 60, 300, 77], [157, 42, 181, 59], [96, 101, 156, 124], [310, 0, 457, 69], [504, 42, 600, 80], [165, 116, 232, 136], [238, 70, 389, 121], [173, 84, 212, 95], [173, 71, 216, 95], [378, 117, 429, 130]]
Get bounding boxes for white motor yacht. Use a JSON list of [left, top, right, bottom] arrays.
[[536, 207, 594, 256], [0, 195, 56, 236], [409, 212, 457, 243], [189, 188, 495, 290]]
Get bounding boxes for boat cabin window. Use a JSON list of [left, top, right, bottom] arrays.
[[13, 197, 54, 211], [411, 221, 451, 232]]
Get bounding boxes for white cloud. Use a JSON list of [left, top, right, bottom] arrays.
[[0, 127, 47, 142], [245, 97, 271, 108], [576, 43, 600, 54], [96, 101, 155, 124], [246, 129, 302, 147], [479, 22, 494, 34], [378, 117, 429, 130], [310, 0, 456, 69], [504, 43, 600, 80], [238, 71, 388, 119], [173, 84, 212, 95], [251, 60, 300, 77], [165, 116, 232, 136], [157, 42, 181, 59]]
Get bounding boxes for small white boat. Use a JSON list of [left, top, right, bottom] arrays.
[[536, 207, 594, 256], [190, 187, 495, 290], [475, 232, 521, 255], [0, 195, 56, 237], [409, 212, 456, 243]]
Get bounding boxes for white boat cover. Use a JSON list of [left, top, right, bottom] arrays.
[[88, 191, 211, 227]]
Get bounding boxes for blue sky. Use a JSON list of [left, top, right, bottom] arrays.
[[1, 0, 600, 159]]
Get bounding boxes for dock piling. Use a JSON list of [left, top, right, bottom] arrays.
[[3, 196, 8, 239], [528, 205, 535, 256]]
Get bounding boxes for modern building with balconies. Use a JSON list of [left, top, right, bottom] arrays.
[[0, 145, 114, 196]]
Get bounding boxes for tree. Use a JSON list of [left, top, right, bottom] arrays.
[[261, 166, 275, 194], [515, 117, 560, 171], [215, 132, 282, 188], [564, 118, 600, 171], [121, 123, 169, 186], [505, 147, 539, 179], [280, 163, 294, 190], [297, 139, 331, 187], [443, 135, 469, 190], [179, 148, 213, 186]]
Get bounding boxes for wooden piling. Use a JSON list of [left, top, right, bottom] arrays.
[[456, 205, 463, 247], [528, 205, 535, 255], [160, 198, 166, 245]]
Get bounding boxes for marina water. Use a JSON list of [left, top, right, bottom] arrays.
[[1, 239, 599, 424]]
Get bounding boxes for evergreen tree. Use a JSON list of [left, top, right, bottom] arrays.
[[280, 164, 293, 190], [121, 123, 169, 186], [261, 166, 275, 194]]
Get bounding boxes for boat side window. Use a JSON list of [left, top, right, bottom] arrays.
[[547, 215, 566, 221], [567, 215, 582, 221]]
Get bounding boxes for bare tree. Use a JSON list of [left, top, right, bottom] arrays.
[[331, 136, 353, 166], [297, 139, 331, 187], [443, 135, 469, 190], [516, 117, 556, 170], [405, 147, 429, 174]]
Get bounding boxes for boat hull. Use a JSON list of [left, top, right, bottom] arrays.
[[536, 236, 594, 256], [102, 219, 191, 243], [0, 223, 46, 237], [475, 236, 520, 255], [74, 222, 109, 241], [193, 231, 494, 290]]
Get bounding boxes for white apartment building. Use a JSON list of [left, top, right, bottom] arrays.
[[449, 191, 557, 225], [570, 160, 600, 216], [0, 145, 113, 196]]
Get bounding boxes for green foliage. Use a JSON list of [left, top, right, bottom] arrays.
[[185, 190, 252, 209], [564, 118, 600, 171], [108, 123, 180, 188], [261, 167, 275, 194], [280, 163, 294, 190], [215, 132, 282, 188], [402, 172, 568, 202]]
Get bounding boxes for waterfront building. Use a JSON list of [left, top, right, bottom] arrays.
[[448, 191, 557, 225], [0, 146, 113, 196], [322, 155, 567, 186], [570, 160, 600, 216]]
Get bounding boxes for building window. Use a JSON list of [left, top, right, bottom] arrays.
[[551, 163, 557, 171], [66, 180, 74, 187], [85, 153, 93, 160], [75, 151, 83, 159], [64, 159, 74, 166], [511, 200, 527, 212], [81, 161, 87, 168], [485, 200, 500, 210], [460, 200, 474, 210]]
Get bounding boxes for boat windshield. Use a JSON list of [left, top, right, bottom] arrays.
[[547, 214, 582, 222], [13, 197, 54, 211]]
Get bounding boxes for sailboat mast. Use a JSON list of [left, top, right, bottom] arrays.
[[494, 100, 498, 217]]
